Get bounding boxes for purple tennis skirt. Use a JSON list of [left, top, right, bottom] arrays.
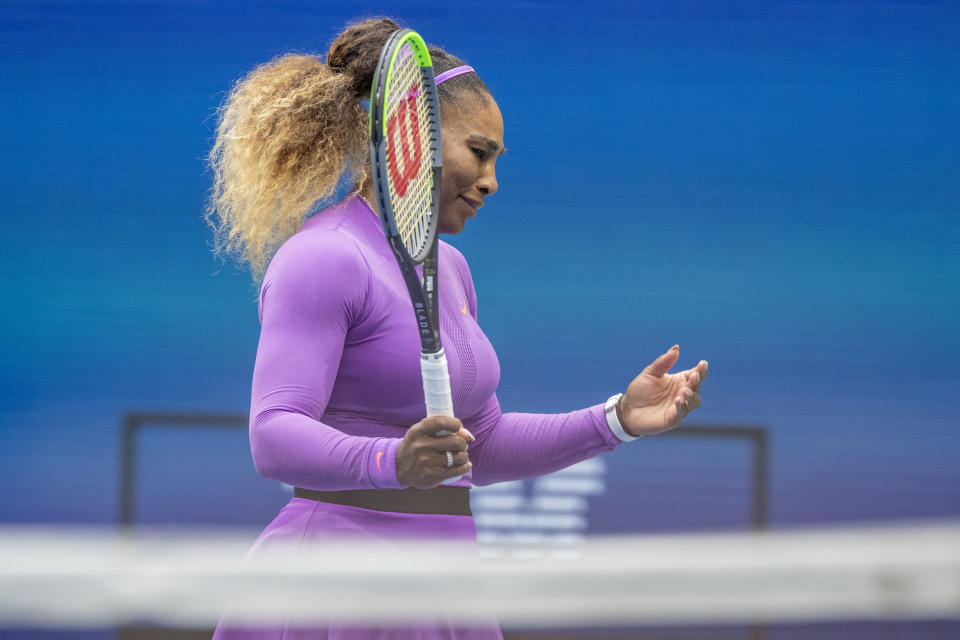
[[212, 497, 503, 640]]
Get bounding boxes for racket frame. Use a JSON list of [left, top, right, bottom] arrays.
[[369, 29, 444, 356], [369, 29, 457, 436]]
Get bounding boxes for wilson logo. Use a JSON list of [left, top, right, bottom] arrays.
[[386, 83, 423, 198]]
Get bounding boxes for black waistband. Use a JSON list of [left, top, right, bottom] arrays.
[[293, 486, 471, 516]]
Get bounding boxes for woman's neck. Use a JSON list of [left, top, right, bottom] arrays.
[[355, 182, 379, 215]]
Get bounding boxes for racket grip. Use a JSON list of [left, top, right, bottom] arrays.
[[421, 349, 454, 418], [421, 349, 463, 484]]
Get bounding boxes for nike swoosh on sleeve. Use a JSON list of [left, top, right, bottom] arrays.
[[376, 451, 384, 473]]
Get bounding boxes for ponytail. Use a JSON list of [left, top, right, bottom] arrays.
[[205, 17, 490, 282], [205, 52, 365, 280]]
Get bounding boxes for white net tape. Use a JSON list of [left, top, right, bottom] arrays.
[[1, 520, 958, 628]]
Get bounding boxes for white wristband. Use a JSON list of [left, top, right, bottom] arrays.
[[605, 393, 641, 442]]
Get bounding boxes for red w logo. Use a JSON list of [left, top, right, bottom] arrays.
[[386, 83, 423, 198]]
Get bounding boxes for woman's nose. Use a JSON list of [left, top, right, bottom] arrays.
[[477, 168, 498, 196]]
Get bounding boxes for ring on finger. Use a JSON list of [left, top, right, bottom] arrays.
[[445, 451, 454, 468]]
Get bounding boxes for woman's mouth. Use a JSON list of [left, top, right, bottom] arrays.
[[459, 195, 481, 210]]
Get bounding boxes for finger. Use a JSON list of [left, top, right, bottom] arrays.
[[430, 451, 470, 469], [444, 461, 472, 480], [681, 388, 701, 411], [683, 360, 709, 392], [644, 344, 680, 378], [417, 415, 464, 436], [456, 426, 476, 442], [662, 401, 681, 430], [426, 434, 469, 453], [437, 450, 460, 469]]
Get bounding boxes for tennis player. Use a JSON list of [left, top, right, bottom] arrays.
[[206, 17, 708, 640]]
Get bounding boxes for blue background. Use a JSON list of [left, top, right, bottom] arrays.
[[1, 0, 958, 636]]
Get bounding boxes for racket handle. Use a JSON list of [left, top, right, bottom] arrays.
[[421, 349, 454, 418], [421, 349, 463, 484]]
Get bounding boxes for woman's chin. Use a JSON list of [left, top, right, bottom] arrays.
[[437, 217, 467, 235]]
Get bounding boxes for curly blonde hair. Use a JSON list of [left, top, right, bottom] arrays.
[[205, 17, 491, 282]]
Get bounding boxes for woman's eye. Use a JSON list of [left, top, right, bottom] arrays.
[[471, 147, 487, 161]]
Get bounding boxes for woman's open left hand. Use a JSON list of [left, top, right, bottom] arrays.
[[619, 345, 708, 437]]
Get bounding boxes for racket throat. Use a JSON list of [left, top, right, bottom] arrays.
[[395, 258, 441, 352], [412, 300, 441, 352], [420, 255, 440, 343]]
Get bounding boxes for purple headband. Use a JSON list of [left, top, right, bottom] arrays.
[[435, 65, 475, 86]]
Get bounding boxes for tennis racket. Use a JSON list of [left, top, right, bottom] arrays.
[[369, 29, 461, 482]]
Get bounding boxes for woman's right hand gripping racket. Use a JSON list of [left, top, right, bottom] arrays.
[[369, 29, 463, 484]]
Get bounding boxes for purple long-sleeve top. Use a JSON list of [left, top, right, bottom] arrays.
[[249, 194, 621, 490]]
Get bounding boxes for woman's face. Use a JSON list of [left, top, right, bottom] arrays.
[[437, 97, 505, 234]]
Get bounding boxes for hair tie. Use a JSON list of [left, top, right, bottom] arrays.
[[435, 65, 475, 86]]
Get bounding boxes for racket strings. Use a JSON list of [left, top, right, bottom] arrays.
[[384, 42, 438, 261]]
